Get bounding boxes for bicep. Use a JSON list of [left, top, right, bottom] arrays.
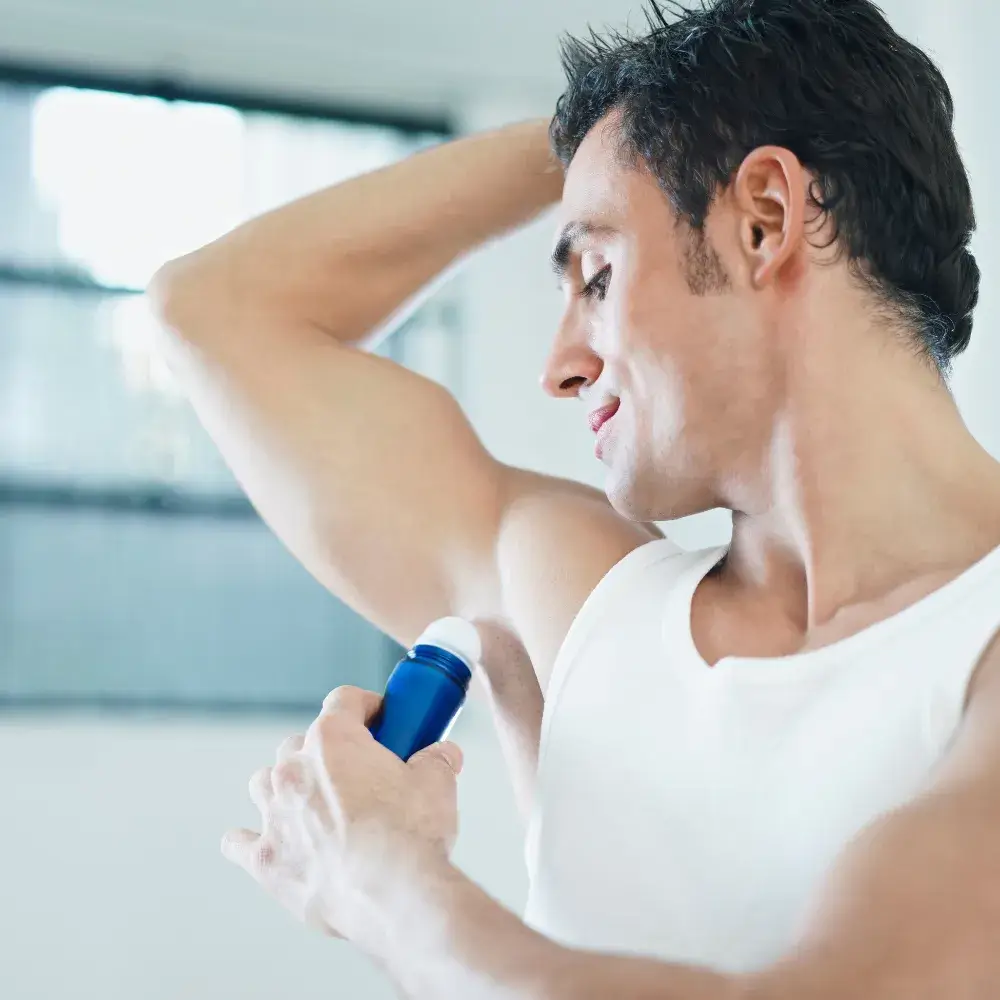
[[153, 269, 660, 665], [156, 309, 509, 647]]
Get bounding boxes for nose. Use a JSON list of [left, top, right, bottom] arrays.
[[540, 312, 604, 399]]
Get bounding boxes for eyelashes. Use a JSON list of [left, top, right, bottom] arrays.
[[581, 264, 612, 302]]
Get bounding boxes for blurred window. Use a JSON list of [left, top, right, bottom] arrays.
[[0, 72, 454, 709]]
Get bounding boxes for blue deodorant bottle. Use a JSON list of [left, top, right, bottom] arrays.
[[369, 617, 480, 761]]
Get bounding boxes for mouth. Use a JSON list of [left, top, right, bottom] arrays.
[[589, 399, 621, 461], [589, 399, 621, 435]]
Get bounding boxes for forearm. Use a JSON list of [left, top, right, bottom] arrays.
[[153, 119, 562, 346], [362, 851, 745, 1000]]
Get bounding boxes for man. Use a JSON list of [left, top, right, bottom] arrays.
[[150, 0, 1000, 995]]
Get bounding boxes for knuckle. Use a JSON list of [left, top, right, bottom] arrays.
[[276, 733, 305, 758], [314, 715, 342, 739], [256, 839, 276, 871], [417, 744, 462, 775], [442, 743, 464, 773], [420, 753, 455, 780], [315, 713, 346, 740], [272, 759, 309, 795], [249, 766, 272, 795], [435, 753, 460, 777], [322, 685, 360, 713]]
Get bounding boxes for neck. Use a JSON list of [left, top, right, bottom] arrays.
[[720, 324, 1000, 635]]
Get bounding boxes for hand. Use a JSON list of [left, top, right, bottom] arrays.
[[221, 686, 464, 946]]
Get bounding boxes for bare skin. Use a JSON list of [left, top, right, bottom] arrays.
[[149, 120, 655, 802], [152, 113, 1000, 994]]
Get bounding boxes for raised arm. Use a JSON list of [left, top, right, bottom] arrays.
[[148, 121, 652, 660]]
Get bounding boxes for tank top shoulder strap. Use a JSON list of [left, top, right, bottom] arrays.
[[919, 544, 1000, 754], [543, 539, 718, 732]]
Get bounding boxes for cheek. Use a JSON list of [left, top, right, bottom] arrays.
[[647, 367, 687, 451], [604, 272, 693, 461], [589, 302, 623, 362], [609, 290, 648, 359], [597, 260, 656, 360], [615, 251, 690, 342], [622, 351, 687, 459]]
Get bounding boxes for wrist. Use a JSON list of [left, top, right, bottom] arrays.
[[468, 117, 564, 215], [334, 829, 451, 958], [348, 836, 554, 998], [509, 117, 564, 201]]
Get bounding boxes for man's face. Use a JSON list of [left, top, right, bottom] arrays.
[[544, 115, 778, 522]]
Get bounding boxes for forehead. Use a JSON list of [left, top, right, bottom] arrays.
[[557, 114, 671, 237]]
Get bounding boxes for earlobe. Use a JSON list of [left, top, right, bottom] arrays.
[[734, 146, 807, 289]]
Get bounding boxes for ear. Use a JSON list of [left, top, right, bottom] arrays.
[[732, 146, 808, 289]]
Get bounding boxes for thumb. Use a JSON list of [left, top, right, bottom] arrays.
[[408, 741, 464, 779]]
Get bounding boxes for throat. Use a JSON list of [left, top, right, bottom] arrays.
[[689, 541, 1000, 668], [691, 561, 808, 666]]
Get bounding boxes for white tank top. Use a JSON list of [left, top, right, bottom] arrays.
[[524, 539, 1000, 973]]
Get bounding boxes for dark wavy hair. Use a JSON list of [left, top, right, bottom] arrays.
[[551, 0, 979, 372]]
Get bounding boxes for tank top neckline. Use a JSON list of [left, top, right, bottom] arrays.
[[663, 540, 1000, 683]]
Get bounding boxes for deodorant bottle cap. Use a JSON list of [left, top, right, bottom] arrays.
[[370, 617, 479, 760], [413, 617, 481, 669]]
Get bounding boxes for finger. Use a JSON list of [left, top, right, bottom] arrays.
[[221, 827, 269, 875], [320, 685, 383, 724], [272, 755, 314, 800], [276, 734, 305, 763], [409, 740, 464, 780], [248, 766, 274, 812]]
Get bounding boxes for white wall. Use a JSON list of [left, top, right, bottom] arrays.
[[0, 0, 634, 119], [913, 2, 1000, 459]]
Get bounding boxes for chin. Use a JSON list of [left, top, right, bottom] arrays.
[[606, 463, 715, 524], [604, 469, 651, 522]]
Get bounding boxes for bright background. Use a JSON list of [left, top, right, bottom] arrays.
[[0, 2, 995, 997]]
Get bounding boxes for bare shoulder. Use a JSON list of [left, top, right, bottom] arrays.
[[491, 466, 664, 692]]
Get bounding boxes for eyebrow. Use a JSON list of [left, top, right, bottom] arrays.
[[550, 222, 615, 281]]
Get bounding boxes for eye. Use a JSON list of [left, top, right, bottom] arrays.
[[581, 264, 611, 302]]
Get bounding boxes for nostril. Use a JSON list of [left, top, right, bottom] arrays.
[[559, 375, 588, 393]]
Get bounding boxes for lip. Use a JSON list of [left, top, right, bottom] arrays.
[[589, 399, 621, 434]]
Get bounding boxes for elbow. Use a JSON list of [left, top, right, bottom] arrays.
[[148, 249, 207, 332], [147, 253, 202, 340], [147, 248, 235, 345]]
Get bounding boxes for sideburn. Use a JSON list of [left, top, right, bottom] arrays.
[[683, 225, 731, 296]]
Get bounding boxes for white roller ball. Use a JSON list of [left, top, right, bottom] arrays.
[[414, 617, 481, 667]]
